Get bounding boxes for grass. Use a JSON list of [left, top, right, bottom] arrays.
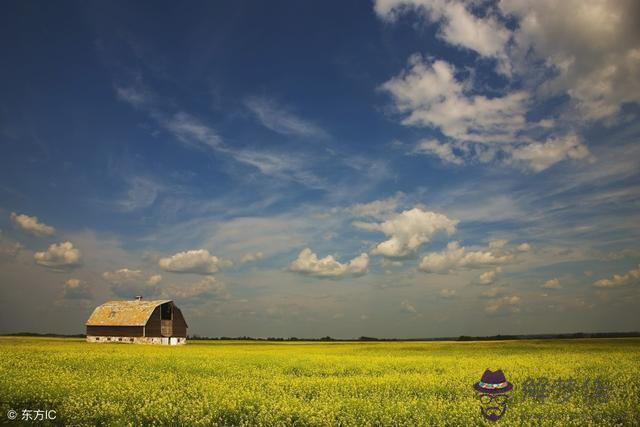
[[0, 337, 639, 425]]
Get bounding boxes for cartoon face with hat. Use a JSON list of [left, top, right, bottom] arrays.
[[473, 369, 513, 422]]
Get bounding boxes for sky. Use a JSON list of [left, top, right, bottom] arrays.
[[1, 0, 639, 338]]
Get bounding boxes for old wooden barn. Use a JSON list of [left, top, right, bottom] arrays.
[[85, 297, 188, 345]]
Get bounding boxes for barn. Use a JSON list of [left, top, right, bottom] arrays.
[[85, 297, 188, 345]]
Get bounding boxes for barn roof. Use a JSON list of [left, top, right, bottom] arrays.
[[85, 299, 172, 326]]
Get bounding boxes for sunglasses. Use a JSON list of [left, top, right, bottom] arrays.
[[478, 394, 509, 404]]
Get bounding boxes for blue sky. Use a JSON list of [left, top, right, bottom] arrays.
[[1, 0, 639, 337]]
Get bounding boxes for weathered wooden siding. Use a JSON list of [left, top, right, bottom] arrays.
[[86, 325, 143, 337], [172, 306, 188, 337], [144, 306, 162, 337]]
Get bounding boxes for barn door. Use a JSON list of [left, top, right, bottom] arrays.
[[160, 303, 173, 337]]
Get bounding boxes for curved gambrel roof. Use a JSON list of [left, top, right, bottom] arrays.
[[86, 299, 171, 326]]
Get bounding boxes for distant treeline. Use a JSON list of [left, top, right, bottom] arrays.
[[188, 331, 640, 342], [3, 331, 640, 342]]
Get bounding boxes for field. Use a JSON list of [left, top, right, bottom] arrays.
[[0, 337, 639, 426]]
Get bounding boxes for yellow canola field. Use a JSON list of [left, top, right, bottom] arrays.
[[0, 337, 638, 426]]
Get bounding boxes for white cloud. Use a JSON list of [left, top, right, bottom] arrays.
[[377, 1, 640, 121], [508, 134, 592, 172], [161, 111, 222, 150], [10, 212, 55, 237], [485, 295, 521, 315], [63, 278, 91, 300], [356, 207, 458, 258], [499, 0, 640, 120], [517, 243, 532, 252], [375, 1, 637, 174], [381, 56, 528, 143], [225, 148, 325, 189], [478, 267, 502, 285], [593, 264, 640, 288], [413, 139, 463, 165], [34, 241, 81, 270], [289, 248, 369, 278], [114, 82, 327, 189], [374, 0, 511, 68], [419, 241, 514, 273], [350, 193, 404, 220], [240, 252, 264, 264], [116, 177, 162, 212], [158, 249, 232, 275], [245, 96, 327, 138], [115, 84, 151, 109], [542, 278, 561, 289]]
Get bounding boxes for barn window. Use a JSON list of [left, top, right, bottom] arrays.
[[161, 303, 172, 320]]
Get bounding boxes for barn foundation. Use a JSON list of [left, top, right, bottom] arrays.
[[86, 335, 186, 345]]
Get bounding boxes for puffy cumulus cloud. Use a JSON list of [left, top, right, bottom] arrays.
[[161, 277, 230, 302], [593, 265, 640, 288], [355, 207, 458, 258], [349, 193, 404, 220], [542, 278, 561, 289], [381, 56, 528, 144], [34, 241, 81, 270], [419, 241, 515, 273], [374, 0, 511, 68], [63, 278, 91, 300], [507, 134, 592, 172], [102, 268, 161, 298], [484, 295, 521, 315], [158, 249, 232, 275], [10, 212, 55, 237], [240, 252, 265, 264], [499, 0, 640, 120], [374, 1, 637, 173], [289, 248, 369, 279], [517, 243, 532, 252], [377, 1, 640, 121], [413, 139, 463, 165], [478, 267, 502, 285]]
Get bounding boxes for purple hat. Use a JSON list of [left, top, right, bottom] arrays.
[[473, 369, 513, 394]]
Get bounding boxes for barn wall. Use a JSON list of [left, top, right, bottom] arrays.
[[172, 305, 188, 337], [86, 325, 143, 337], [145, 306, 162, 337]]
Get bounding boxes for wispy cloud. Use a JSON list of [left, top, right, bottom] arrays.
[[114, 82, 327, 189], [245, 96, 328, 138]]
